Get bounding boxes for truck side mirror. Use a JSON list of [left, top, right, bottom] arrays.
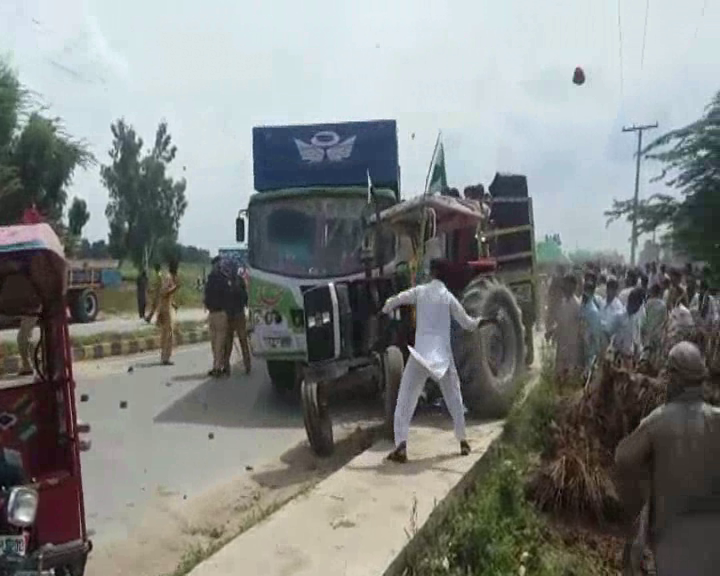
[[236, 217, 245, 243]]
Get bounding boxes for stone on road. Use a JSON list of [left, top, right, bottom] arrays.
[[77, 344, 305, 545], [0, 308, 207, 343], [77, 344, 381, 576]]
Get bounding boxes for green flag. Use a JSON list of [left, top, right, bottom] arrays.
[[425, 132, 447, 194]]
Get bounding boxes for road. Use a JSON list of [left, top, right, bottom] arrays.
[[76, 344, 308, 545], [0, 308, 207, 343]]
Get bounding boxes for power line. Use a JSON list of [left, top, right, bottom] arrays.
[[616, 0, 625, 98], [622, 122, 659, 266], [692, 0, 709, 41], [641, 0, 650, 69]]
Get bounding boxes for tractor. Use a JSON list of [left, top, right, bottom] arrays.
[[300, 191, 531, 456]]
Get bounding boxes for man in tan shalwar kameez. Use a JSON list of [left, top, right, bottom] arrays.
[[553, 274, 583, 382], [615, 341, 720, 576]]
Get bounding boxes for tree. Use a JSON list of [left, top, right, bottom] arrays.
[[68, 197, 90, 236], [605, 90, 720, 270], [567, 249, 625, 266], [0, 60, 94, 227], [101, 119, 188, 270], [64, 196, 91, 257]]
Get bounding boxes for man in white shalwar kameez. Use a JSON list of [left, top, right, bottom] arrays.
[[381, 259, 490, 463]]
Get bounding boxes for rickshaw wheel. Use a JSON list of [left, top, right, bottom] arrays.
[[382, 346, 404, 440], [56, 557, 88, 576], [301, 380, 334, 457]]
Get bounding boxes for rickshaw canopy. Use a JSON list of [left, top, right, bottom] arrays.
[[371, 194, 490, 237], [0, 224, 67, 317]]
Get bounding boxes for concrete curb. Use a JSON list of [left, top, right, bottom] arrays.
[[384, 363, 544, 575], [0, 324, 209, 376], [382, 427, 507, 576]]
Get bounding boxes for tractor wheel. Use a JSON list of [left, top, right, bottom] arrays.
[[267, 360, 300, 395], [70, 289, 99, 323], [301, 380, 334, 457], [453, 277, 525, 418], [382, 346, 404, 440], [524, 316, 535, 366]]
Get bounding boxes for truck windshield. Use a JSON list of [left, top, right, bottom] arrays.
[[249, 194, 394, 278]]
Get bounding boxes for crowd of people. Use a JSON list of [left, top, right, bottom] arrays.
[[545, 261, 720, 575], [544, 261, 719, 383]]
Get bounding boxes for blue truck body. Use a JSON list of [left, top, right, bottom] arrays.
[[252, 120, 400, 196]]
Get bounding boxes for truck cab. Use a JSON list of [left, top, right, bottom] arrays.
[[236, 120, 401, 392]]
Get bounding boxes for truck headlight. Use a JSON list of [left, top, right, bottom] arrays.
[[7, 487, 38, 527]]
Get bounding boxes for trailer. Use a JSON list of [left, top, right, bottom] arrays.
[[66, 264, 104, 323]]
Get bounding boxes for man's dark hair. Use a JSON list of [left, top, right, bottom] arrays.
[[154, 263, 161, 273], [627, 287, 646, 315], [168, 259, 179, 275], [626, 268, 639, 286], [649, 283, 663, 298], [211, 256, 221, 266], [563, 273, 578, 291], [463, 184, 485, 200], [429, 259, 446, 279]]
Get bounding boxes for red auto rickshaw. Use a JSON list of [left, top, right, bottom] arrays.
[[0, 223, 91, 576]]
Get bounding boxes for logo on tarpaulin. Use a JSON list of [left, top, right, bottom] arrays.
[[294, 131, 356, 163]]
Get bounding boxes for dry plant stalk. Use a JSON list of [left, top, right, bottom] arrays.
[[529, 351, 666, 523]]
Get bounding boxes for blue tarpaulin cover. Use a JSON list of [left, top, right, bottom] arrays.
[[252, 120, 399, 194]]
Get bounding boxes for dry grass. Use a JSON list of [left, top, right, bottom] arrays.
[[527, 351, 666, 524]]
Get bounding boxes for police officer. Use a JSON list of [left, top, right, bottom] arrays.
[[222, 265, 251, 376]]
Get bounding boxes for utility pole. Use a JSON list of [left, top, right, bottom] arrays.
[[623, 122, 658, 266]]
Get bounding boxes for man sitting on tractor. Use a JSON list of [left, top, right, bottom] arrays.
[[381, 258, 494, 463]]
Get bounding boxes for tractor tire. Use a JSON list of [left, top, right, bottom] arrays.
[[70, 289, 99, 323], [267, 360, 300, 395], [524, 316, 535, 366], [382, 346, 404, 440], [301, 380, 334, 457], [453, 277, 525, 418]]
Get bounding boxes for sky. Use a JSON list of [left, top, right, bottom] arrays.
[[0, 0, 717, 257]]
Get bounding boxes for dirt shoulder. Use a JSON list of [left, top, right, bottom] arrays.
[[86, 423, 379, 576]]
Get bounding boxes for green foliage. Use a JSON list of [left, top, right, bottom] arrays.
[[536, 237, 567, 265], [505, 359, 560, 453], [407, 454, 608, 576], [605, 90, 720, 270], [0, 59, 94, 226], [406, 353, 613, 576], [68, 197, 90, 236], [566, 249, 625, 266], [101, 118, 188, 270]]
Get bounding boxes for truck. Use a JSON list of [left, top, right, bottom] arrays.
[[66, 260, 120, 323], [235, 120, 401, 393], [0, 260, 115, 328]]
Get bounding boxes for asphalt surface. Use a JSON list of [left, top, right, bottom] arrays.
[[0, 308, 207, 343], [74, 344, 309, 545]]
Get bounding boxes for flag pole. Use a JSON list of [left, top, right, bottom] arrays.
[[424, 130, 442, 196]]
